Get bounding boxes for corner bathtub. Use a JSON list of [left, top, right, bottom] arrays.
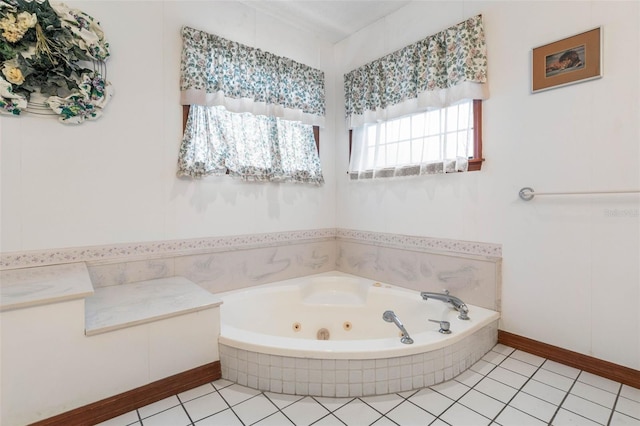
[[218, 271, 499, 397]]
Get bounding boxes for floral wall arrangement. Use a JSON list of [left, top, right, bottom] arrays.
[[0, 0, 112, 124]]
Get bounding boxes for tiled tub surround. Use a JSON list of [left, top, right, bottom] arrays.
[[336, 234, 502, 312], [220, 321, 498, 398], [0, 228, 501, 312], [87, 238, 337, 294]]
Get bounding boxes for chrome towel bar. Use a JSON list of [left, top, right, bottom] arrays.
[[519, 187, 640, 201]]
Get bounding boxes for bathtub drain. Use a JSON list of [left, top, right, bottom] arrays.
[[317, 328, 330, 340]]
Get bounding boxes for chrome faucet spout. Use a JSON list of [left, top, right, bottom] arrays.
[[383, 310, 414, 344], [420, 290, 470, 320]]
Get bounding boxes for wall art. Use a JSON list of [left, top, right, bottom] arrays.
[[531, 27, 602, 93]]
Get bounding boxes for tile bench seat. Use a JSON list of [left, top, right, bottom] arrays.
[[0, 262, 93, 312], [84, 276, 222, 336]]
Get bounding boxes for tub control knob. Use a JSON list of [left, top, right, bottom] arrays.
[[428, 319, 451, 334]]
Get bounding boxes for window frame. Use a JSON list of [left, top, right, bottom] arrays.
[[348, 99, 483, 173]]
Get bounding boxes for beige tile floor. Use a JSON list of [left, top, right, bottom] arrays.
[[98, 344, 640, 426]]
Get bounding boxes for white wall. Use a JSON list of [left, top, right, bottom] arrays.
[[0, 1, 336, 252], [335, 1, 639, 369], [2, 299, 219, 425], [1, 0, 638, 372]]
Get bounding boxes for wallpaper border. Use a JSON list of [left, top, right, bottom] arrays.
[[0, 229, 337, 270], [336, 228, 502, 258], [1, 228, 501, 270]]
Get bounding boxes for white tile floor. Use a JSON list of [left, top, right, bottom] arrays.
[[98, 344, 640, 426]]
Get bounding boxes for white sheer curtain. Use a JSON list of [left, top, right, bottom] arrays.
[[348, 101, 473, 179], [178, 105, 324, 184]]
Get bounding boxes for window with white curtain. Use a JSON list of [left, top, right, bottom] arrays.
[[180, 105, 323, 183], [349, 100, 480, 179], [344, 15, 488, 180], [177, 26, 325, 184]]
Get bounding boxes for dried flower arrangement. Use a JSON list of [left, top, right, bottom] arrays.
[[0, 0, 112, 123]]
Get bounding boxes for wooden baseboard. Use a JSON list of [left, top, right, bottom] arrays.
[[31, 361, 221, 426], [30, 334, 639, 425], [498, 330, 640, 389]]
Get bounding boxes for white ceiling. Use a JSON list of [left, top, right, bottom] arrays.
[[240, 1, 412, 43]]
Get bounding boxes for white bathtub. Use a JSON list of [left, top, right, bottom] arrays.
[[218, 272, 500, 396]]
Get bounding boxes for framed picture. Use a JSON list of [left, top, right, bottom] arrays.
[[531, 27, 602, 93]]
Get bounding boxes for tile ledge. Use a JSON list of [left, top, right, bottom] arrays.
[[0, 263, 94, 312], [84, 276, 222, 336]]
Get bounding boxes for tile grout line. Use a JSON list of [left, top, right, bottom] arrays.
[[405, 395, 455, 422], [551, 373, 624, 425], [360, 392, 411, 417], [547, 368, 582, 425], [384, 394, 437, 425], [310, 412, 348, 426], [483, 348, 553, 425], [460, 347, 520, 422], [474, 348, 531, 424], [380, 414, 402, 426], [214, 387, 250, 426], [181, 386, 230, 425], [361, 392, 409, 426], [228, 405, 248, 426], [493, 350, 623, 425], [247, 391, 288, 426], [275, 404, 297, 426], [176, 393, 196, 426], [429, 349, 509, 425], [302, 396, 347, 426], [606, 383, 623, 426]]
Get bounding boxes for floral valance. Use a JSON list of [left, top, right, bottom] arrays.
[[344, 14, 488, 128], [180, 26, 325, 127], [0, 0, 112, 124]]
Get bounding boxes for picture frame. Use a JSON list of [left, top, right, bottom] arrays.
[[531, 27, 602, 93]]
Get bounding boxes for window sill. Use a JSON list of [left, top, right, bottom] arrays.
[[468, 158, 485, 171]]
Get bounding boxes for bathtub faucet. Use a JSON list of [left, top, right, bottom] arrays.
[[382, 310, 414, 344], [420, 290, 470, 320]]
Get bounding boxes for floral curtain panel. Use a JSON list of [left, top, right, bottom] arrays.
[[178, 105, 324, 185], [180, 26, 325, 127], [344, 14, 488, 129]]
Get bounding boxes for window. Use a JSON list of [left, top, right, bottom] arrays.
[[179, 105, 323, 184], [349, 100, 482, 179], [343, 15, 488, 180], [178, 27, 325, 184]]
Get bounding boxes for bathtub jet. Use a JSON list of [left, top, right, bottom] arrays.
[[420, 290, 470, 320]]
